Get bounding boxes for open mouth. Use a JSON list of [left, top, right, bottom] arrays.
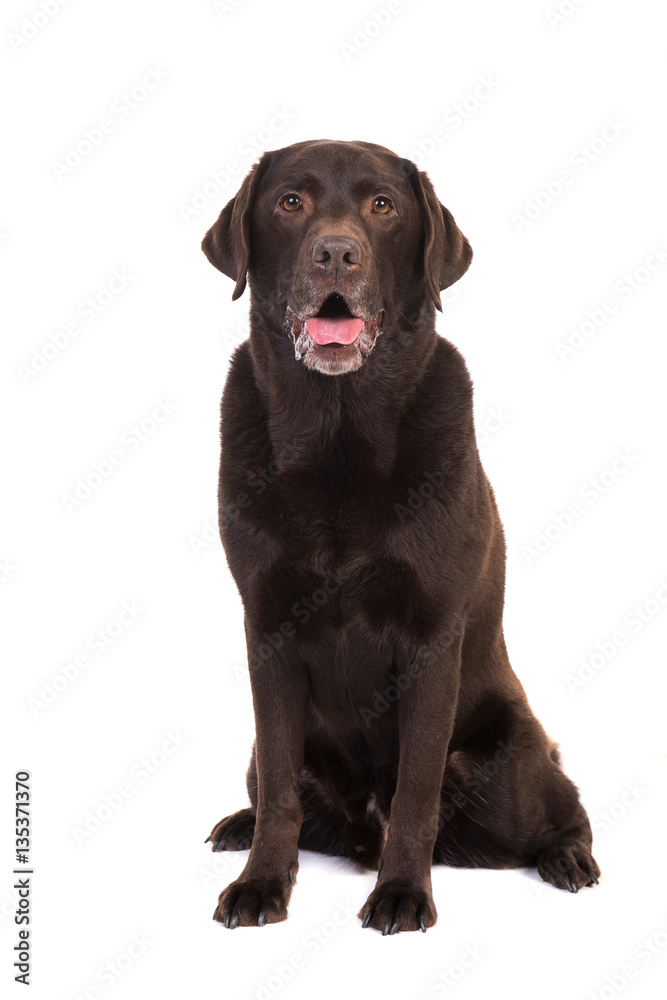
[[306, 293, 365, 347], [285, 294, 383, 374]]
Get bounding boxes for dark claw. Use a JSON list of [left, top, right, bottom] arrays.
[[568, 878, 578, 893], [361, 911, 372, 929], [288, 871, 295, 885], [213, 906, 220, 920], [212, 838, 227, 853], [258, 912, 267, 927], [389, 919, 400, 935], [381, 922, 390, 936], [419, 914, 427, 932], [237, 839, 247, 851], [228, 914, 240, 929], [204, 835, 211, 844]]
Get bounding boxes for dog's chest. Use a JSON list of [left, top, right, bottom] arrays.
[[258, 463, 446, 648], [277, 456, 395, 562]]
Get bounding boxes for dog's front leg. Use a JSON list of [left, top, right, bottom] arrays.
[[359, 639, 461, 934], [213, 623, 309, 928]]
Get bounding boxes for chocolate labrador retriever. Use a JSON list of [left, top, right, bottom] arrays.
[[202, 139, 599, 934]]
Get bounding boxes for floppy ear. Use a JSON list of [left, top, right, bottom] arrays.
[[407, 165, 473, 311], [201, 155, 270, 300]]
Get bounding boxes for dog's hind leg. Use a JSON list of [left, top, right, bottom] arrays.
[[433, 700, 600, 891], [534, 752, 600, 892]]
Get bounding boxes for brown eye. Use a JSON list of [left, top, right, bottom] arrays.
[[372, 196, 393, 214], [280, 194, 302, 212]]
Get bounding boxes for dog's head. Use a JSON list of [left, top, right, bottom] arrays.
[[202, 140, 472, 375]]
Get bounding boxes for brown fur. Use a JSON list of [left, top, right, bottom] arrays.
[[202, 140, 599, 934]]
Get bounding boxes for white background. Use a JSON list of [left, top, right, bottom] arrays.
[[2, 1, 666, 998]]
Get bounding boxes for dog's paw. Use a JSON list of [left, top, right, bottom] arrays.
[[537, 843, 601, 892], [358, 880, 437, 934], [205, 808, 256, 852], [213, 874, 291, 928]]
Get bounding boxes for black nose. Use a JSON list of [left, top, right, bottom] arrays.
[[311, 235, 362, 275]]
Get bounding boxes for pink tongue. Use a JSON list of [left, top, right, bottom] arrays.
[[306, 317, 364, 345]]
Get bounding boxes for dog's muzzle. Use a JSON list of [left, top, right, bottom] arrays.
[[285, 293, 383, 375]]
